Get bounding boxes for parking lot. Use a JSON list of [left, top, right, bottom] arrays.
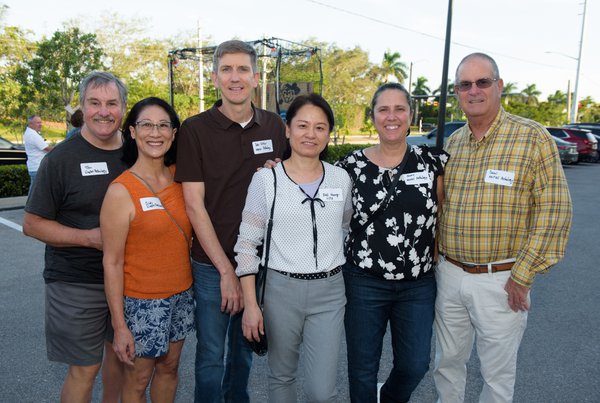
[[1, 162, 599, 402]]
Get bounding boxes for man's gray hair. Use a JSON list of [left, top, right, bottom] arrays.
[[79, 71, 128, 109], [455, 53, 500, 82], [212, 40, 257, 74], [27, 115, 40, 124]]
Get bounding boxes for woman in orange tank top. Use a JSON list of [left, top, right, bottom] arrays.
[[101, 97, 193, 403]]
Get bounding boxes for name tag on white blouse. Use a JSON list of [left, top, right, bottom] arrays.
[[484, 169, 514, 187], [318, 188, 344, 201], [401, 171, 432, 185], [140, 197, 164, 211], [252, 139, 274, 154], [80, 162, 109, 176]]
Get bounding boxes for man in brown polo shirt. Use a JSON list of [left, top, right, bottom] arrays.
[[175, 39, 287, 403]]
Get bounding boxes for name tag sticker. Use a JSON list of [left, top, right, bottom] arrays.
[[318, 188, 344, 201], [140, 197, 164, 211], [402, 171, 432, 185], [484, 169, 515, 187], [80, 162, 109, 176], [252, 139, 274, 154]]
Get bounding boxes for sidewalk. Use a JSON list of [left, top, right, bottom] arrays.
[[0, 195, 27, 211]]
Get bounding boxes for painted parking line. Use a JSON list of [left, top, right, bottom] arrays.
[[0, 217, 22, 232]]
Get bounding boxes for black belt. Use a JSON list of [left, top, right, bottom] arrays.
[[275, 266, 342, 280]]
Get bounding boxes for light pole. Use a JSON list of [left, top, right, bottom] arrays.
[[546, 0, 587, 123], [572, 0, 587, 123]]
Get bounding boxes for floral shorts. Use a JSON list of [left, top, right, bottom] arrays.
[[124, 288, 195, 358]]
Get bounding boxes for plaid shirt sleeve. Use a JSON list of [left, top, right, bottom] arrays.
[[512, 126, 572, 287]]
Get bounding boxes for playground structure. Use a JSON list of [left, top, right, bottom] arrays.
[[168, 37, 322, 119]]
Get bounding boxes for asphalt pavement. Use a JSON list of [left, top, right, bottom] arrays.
[[0, 163, 599, 402]]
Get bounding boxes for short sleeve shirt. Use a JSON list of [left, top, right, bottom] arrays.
[[175, 101, 287, 264], [24, 126, 49, 172], [25, 134, 128, 284], [337, 145, 449, 281]]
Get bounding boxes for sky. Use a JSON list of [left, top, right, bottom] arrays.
[[3, 0, 600, 103]]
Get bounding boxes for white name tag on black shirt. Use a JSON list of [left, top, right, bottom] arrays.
[[484, 169, 514, 187], [252, 139, 274, 154], [401, 171, 432, 185], [80, 162, 109, 176], [140, 197, 164, 211], [318, 188, 344, 201]]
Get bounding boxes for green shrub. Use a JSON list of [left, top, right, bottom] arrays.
[[0, 165, 29, 197], [326, 143, 370, 164]]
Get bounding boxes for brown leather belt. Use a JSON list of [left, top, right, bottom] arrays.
[[445, 256, 513, 274]]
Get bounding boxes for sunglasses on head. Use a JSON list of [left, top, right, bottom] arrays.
[[456, 78, 498, 92]]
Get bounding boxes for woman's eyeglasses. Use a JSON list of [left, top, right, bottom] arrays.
[[135, 120, 173, 133], [456, 78, 498, 92]]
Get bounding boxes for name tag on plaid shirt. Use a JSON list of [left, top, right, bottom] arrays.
[[484, 169, 514, 187]]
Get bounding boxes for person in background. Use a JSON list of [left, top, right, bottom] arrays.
[[101, 97, 193, 403], [23, 114, 52, 193], [175, 39, 287, 403], [66, 109, 84, 139], [337, 83, 448, 403], [236, 94, 352, 402], [23, 71, 128, 403], [434, 52, 572, 403]]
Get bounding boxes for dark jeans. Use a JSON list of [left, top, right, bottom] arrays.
[[343, 262, 436, 403], [192, 261, 253, 403]]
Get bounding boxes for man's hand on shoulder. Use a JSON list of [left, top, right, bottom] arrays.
[[505, 277, 530, 312]]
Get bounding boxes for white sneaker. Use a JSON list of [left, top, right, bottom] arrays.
[[377, 382, 384, 403]]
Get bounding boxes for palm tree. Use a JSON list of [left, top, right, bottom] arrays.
[[522, 83, 541, 105], [412, 76, 431, 96], [412, 76, 431, 125], [502, 81, 518, 105], [380, 51, 408, 84]]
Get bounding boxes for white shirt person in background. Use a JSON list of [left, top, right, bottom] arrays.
[[23, 114, 52, 192]]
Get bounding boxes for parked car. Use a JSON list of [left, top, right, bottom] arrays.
[[407, 121, 465, 147], [546, 127, 598, 163], [564, 123, 600, 136], [552, 136, 579, 165], [563, 124, 600, 161], [0, 136, 27, 165]]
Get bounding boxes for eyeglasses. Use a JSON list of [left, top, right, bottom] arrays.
[[135, 120, 173, 133], [456, 78, 499, 92]]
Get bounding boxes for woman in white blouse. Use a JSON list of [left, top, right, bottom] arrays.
[[234, 94, 352, 403]]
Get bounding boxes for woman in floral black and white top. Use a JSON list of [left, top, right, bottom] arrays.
[[336, 83, 449, 403]]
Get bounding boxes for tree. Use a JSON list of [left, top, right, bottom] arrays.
[[19, 27, 104, 121], [521, 83, 541, 105], [411, 76, 431, 125], [502, 81, 518, 106], [379, 51, 408, 84]]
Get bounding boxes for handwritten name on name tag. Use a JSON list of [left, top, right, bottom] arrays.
[[317, 188, 344, 202], [80, 162, 109, 176], [140, 197, 164, 211], [484, 169, 515, 187], [252, 139, 274, 154], [401, 171, 432, 186]]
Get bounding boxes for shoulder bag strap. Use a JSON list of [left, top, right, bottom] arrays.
[[258, 168, 277, 306], [129, 170, 191, 246], [349, 147, 411, 243]]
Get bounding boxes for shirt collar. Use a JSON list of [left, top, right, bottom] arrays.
[[467, 107, 505, 144], [209, 100, 262, 130]]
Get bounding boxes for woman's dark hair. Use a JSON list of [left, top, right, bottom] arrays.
[[369, 82, 412, 120], [283, 93, 334, 161], [70, 109, 83, 128], [122, 97, 181, 167]]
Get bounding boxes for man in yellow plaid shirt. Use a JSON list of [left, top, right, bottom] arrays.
[[433, 53, 572, 403]]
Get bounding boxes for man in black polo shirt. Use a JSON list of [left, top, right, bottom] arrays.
[[175, 40, 287, 403]]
